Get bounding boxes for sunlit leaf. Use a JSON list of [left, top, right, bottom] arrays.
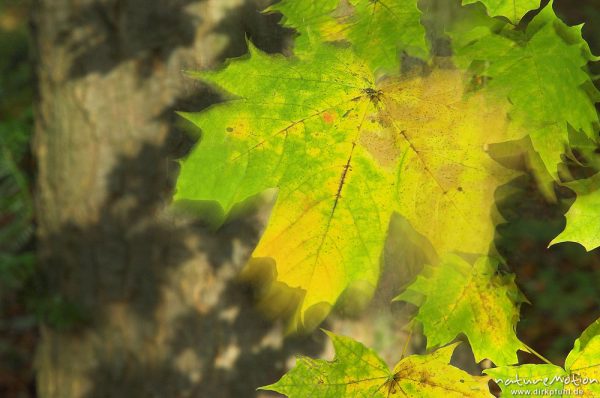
[[266, 0, 339, 51], [396, 254, 527, 365], [550, 174, 600, 251], [175, 41, 520, 328], [450, 1, 600, 178], [487, 318, 600, 397], [261, 332, 492, 397], [461, 0, 540, 24], [267, 0, 428, 73]]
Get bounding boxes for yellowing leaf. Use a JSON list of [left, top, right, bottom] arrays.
[[176, 42, 520, 329], [261, 332, 492, 397], [268, 0, 428, 73], [396, 255, 527, 365], [486, 364, 569, 397], [486, 318, 600, 397], [266, 0, 339, 50], [462, 0, 540, 24], [550, 174, 600, 251], [342, 0, 429, 73], [175, 44, 372, 223], [380, 73, 516, 256], [564, 318, 600, 395]]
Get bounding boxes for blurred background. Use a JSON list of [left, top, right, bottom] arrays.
[[0, 0, 598, 397]]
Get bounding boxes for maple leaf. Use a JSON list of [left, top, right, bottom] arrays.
[[266, 0, 339, 51], [461, 0, 540, 24], [486, 318, 600, 397], [261, 331, 492, 397], [450, 1, 600, 179], [175, 41, 520, 328], [267, 0, 428, 74], [395, 255, 527, 365], [550, 174, 600, 251]]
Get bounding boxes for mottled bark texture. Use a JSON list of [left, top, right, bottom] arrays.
[[30, 1, 317, 397]]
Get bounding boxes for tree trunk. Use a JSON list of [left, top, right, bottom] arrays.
[[31, 1, 319, 397]]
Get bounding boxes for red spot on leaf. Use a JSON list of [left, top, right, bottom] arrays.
[[323, 112, 335, 124]]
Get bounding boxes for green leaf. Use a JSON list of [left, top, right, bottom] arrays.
[[175, 44, 369, 225], [266, 0, 339, 51], [486, 364, 568, 396], [551, 174, 600, 251], [0, 125, 33, 254], [395, 255, 527, 365], [565, 319, 600, 382], [261, 331, 492, 397], [342, 0, 429, 73], [176, 41, 520, 328], [461, 0, 540, 24], [267, 0, 428, 74], [486, 318, 600, 397], [177, 44, 384, 326], [450, 1, 600, 178]]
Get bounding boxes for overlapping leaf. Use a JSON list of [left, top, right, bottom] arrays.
[[176, 44, 372, 223], [262, 331, 492, 397], [551, 174, 600, 251], [267, 0, 428, 74], [176, 0, 599, 350], [450, 1, 600, 178], [380, 71, 517, 257], [488, 364, 568, 397], [172, 2, 600, 396], [461, 0, 540, 24], [266, 0, 339, 50], [175, 39, 520, 328], [487, 318, 600, 397], [178, 44, 388, 326], [396, 255, 527, 365]]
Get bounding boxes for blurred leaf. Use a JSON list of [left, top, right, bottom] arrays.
[[262, 332, 492, 397], [461, 0, 540, 24], [396, 255, 527, 365], [176, 41, 519, 329], [551, 174, 600, 250], [487, 318, 600, 397], [450, 1, 599, 179], [267, 0, 428, 74]]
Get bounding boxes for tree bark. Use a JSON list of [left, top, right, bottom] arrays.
[[31, 1, 316, 397]]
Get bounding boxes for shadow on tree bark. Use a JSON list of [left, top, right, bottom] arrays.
[[58, 0, 204, 79], [33, 0, 326, 397], [57, 0, 291, 80], [37, 134, 326, 397]]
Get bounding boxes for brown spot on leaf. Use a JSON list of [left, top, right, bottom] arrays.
[[359, 129, 400, 168]]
